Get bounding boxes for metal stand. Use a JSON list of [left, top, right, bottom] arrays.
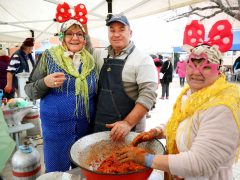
[[9, 123, 35, 148]]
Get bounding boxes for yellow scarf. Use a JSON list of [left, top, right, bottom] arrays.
[[164, 75, 240, 155]]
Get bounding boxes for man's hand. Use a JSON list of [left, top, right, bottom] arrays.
[[106, 120, 132, 141], [4, 84, 12, 93], [116, 146, 147, 165]]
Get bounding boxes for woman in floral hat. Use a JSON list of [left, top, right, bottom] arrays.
[[25, 2, 97, 172], [116, 20, 240, 180]]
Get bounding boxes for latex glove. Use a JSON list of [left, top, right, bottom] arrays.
[[44, 72, 66, 88], [131, 128, 158, 147], [116, 146, 147, 165], [106, 120, 132, 141]]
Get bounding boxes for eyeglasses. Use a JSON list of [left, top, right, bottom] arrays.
[[186, 53, 220, 75], [64, 31, 84, 39]]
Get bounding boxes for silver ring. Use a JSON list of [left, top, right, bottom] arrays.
[[54, 81, 57, 85]]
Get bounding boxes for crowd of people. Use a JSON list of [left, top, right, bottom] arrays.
[[0, 2, 240, 180]]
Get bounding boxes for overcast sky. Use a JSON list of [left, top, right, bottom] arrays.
[[89, 9, 189, 54], [89, 14, 187, 54], [89, 5, 240, 54]]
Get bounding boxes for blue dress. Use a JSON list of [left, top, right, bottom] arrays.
[[40, 50, 97, 172]]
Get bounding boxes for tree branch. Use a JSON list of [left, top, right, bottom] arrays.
[[166, 0, 240, 22], [225, 0, 232, 7], [199, 10, 223, 20], [189, 5, 220, 11]]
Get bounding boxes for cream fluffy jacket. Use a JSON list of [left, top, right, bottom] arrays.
[[169, 105, 240, 180]]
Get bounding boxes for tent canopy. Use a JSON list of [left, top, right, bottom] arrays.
[[231, 31, 240, 51], [0, 0, 205, 44]]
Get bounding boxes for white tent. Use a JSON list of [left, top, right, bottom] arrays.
[[0, 0, 205, 45]]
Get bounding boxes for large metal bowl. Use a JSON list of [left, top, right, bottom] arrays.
[[70, 131, 165, 180]]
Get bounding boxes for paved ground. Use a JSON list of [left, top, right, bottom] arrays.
[[2, 76, 240, 180]]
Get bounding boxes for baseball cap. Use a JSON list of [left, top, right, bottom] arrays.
[[106, 14, 130, 26]]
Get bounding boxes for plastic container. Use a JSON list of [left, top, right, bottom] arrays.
[[16, 72, 30, 98]]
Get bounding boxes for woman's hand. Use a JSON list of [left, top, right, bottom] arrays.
[[116, 146, 147, 165], [44, 72, 66, 88], [106, 120, 132, 141], [131, 128, 163, 147]]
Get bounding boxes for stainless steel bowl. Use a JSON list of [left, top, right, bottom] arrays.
[[70, 131, 165, 180]]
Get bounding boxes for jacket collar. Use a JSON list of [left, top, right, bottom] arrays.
[[107, 41, 134, 57]]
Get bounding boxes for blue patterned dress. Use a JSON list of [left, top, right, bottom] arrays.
[[40, 50, 97, 172]]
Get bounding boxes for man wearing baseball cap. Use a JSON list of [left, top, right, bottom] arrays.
[[4, 38, 35, 97], [106, 14, 130, 26], [87, 14, 158, 141]]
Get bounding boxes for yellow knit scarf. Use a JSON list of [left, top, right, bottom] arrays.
[[44, 45, 95, 120], [164, 75, 240, 155]]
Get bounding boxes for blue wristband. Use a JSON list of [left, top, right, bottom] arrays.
[[145, 154, 154, 168]]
